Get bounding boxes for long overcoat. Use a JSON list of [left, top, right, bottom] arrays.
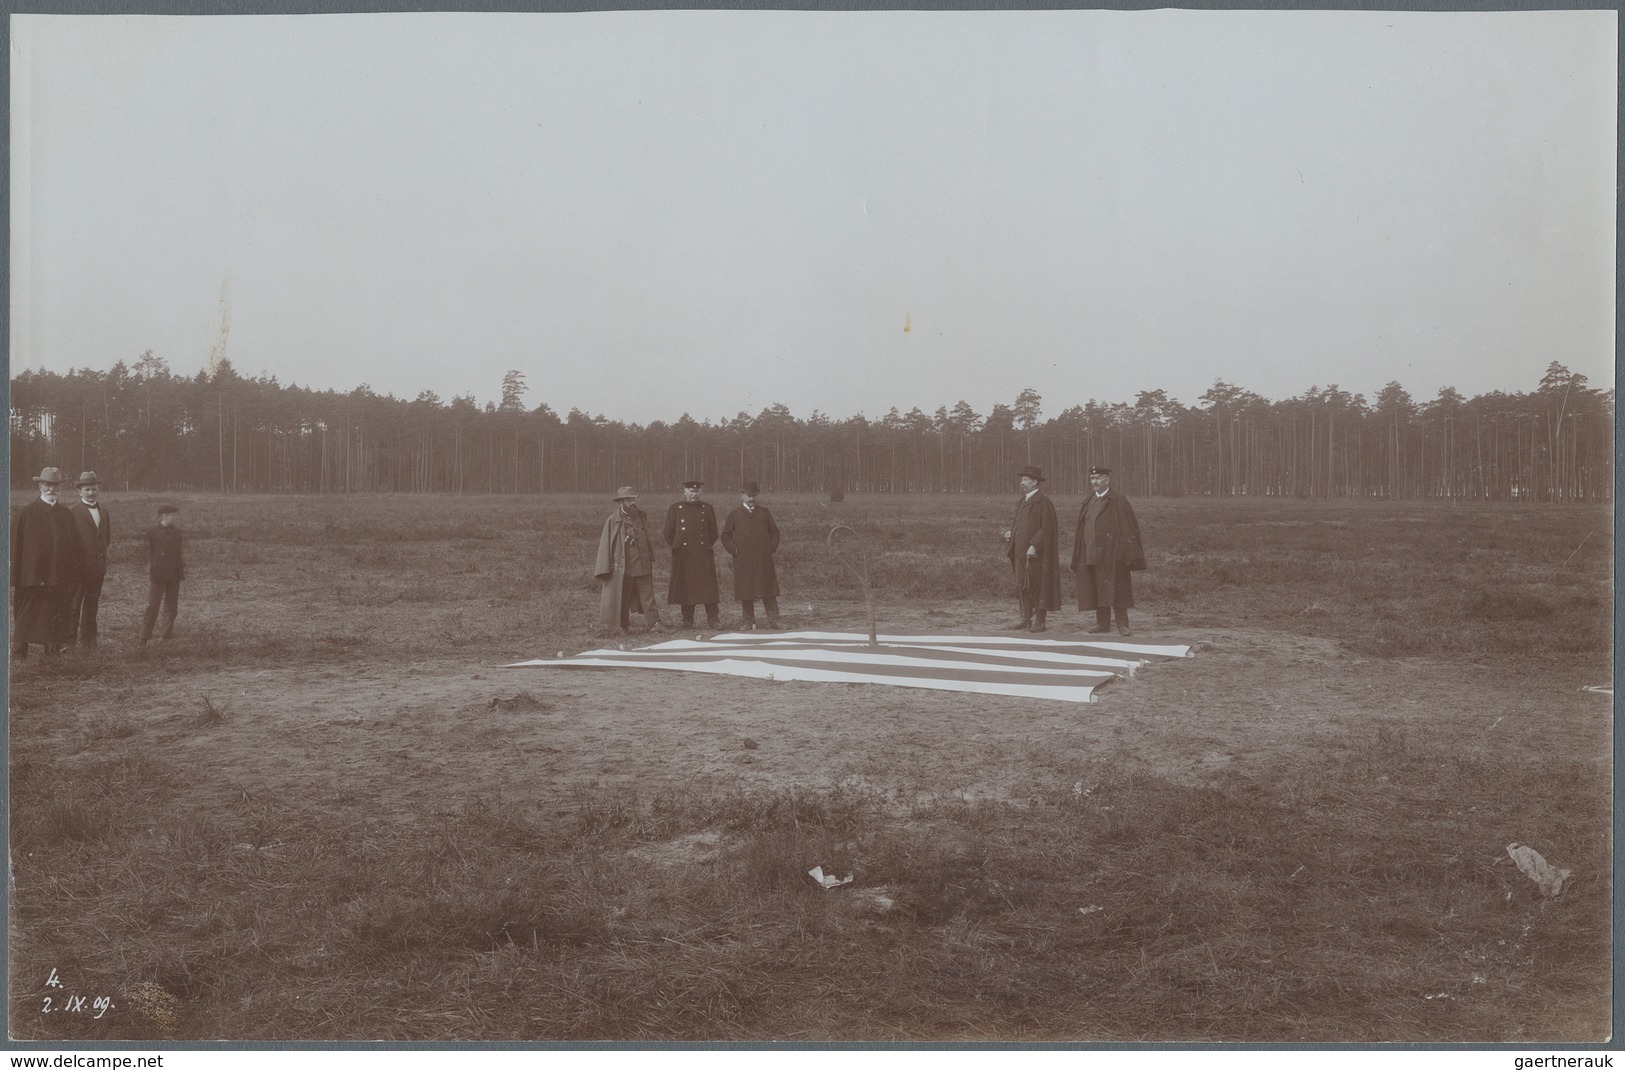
[[11, 496, 81, 645], [12, 497, 81, 588], [1070, 490, 1147, 609], [1007, 490, 1062, 610], [663, 499, 720, 605], [593, 506, 655, 632], [720, 504, 780, 600], [70, 502, 112, 579]]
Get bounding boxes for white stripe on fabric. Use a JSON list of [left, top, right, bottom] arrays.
[[505, 631, 1193, 704]]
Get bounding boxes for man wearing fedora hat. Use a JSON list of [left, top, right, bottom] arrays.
[[68, 471, 112, 649], [11, 466, 82, 658], [663, 479, 722, 630], [1004, 465, 1061, 632], [1070, 464, 1147, 636], [721, 481, 782, 630], [594, 487, 664, 635]]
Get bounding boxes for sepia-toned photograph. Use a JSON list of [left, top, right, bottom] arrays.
[[7, 5, 1615, 1046]]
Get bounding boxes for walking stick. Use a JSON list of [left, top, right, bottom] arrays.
[[827, 525, 878, 647], [1561, 530, 1593, 569]]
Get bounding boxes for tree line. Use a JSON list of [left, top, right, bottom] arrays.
[[8, 355, 1612, 501]]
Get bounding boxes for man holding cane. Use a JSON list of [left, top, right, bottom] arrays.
[[1003, 465, 1060, 633]]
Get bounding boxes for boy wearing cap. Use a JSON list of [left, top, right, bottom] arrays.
[[1070, 465, 1147, 636], [10, 466, 82, 658], [720, 481, 782, 630], [594, 487, 663, 634], [663, 480, 722, 629], [140, 504, 185, 644], [69, 471, 112, 649], [1003, 465, 1060, 632]]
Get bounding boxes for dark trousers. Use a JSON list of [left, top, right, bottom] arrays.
[[141, 579, 180, 642], [680, 603, 721, 626], [73, 574, 105, 647], [739, 596, 779, 624], [1012, 558, 1046, 625], [1094, 607, 1129, 628], [619, 574, 659, 629]]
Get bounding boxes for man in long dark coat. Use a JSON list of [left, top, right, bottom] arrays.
[[69, 470, 112, 650], [12, 466, 82, 658], [1070, 464, 1147, 636], [663, 479, 721, 629], [594, 487, 663, 635], [1003, 464, 1061, 632], [720, 481, 781, 631]]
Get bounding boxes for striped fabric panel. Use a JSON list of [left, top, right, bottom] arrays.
[[711, 630, 1193, 660], [506, 631, 1192, 704]]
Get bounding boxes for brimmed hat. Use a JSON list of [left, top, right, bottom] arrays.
[[75, 471, 101, 487], [613, 486, 638, 501], [741, 480, 761, 496], [32, 467, 65, 484], [1089, 465, 1112, 476], [682, 479, 704, 489], [1016, 465, 1045, 482]]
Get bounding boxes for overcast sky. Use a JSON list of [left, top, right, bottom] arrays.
[[9, 9, 1616, 425]]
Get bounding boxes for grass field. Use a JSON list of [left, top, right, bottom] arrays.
[[7, 492, 1614, 1041]]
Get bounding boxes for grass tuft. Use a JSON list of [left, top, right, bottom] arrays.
[[488, 692, 547, 712], [193, 697, 228, 729]]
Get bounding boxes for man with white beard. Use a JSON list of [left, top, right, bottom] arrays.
[[11, 467, 82, 659]]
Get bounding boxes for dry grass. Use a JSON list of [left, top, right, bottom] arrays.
[[15, 491, 1605, 669], [7, 492, 1612, 1041]]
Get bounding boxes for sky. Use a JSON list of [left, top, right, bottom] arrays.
[[9, 9, 1617, 426]]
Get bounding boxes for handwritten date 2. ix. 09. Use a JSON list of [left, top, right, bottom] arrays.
[[41, 968, 113, 1019]]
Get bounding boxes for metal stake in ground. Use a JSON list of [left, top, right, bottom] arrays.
[[1561, 530, 1593, 569], [827, 524, 878, 646]]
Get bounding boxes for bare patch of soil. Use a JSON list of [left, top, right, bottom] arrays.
[[36, 600, 1607, 830]]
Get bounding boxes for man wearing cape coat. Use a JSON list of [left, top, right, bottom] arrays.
[[11, 467, 82, 658], [1004, 465, 1061, 632], [594, 487, 663, 634], [720, 481, 782, 630], [663, 480, 722, 629], [1070, 464, 1147, 635]]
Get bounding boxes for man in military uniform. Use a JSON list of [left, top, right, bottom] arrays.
[[1070, 464, 1147, 636], [663, 479, 722, 629]]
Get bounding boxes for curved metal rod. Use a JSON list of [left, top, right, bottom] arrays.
[[826, 524, 878, 646]]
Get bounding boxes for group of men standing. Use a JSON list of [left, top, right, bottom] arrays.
[[593, 479, 781, 634], [592, 466, 1145, 639], [10, 466, 185, 658], [1004, 463, 1146, 635]]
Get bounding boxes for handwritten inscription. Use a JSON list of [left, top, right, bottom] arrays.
[[39, 968, 114, 1019]]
